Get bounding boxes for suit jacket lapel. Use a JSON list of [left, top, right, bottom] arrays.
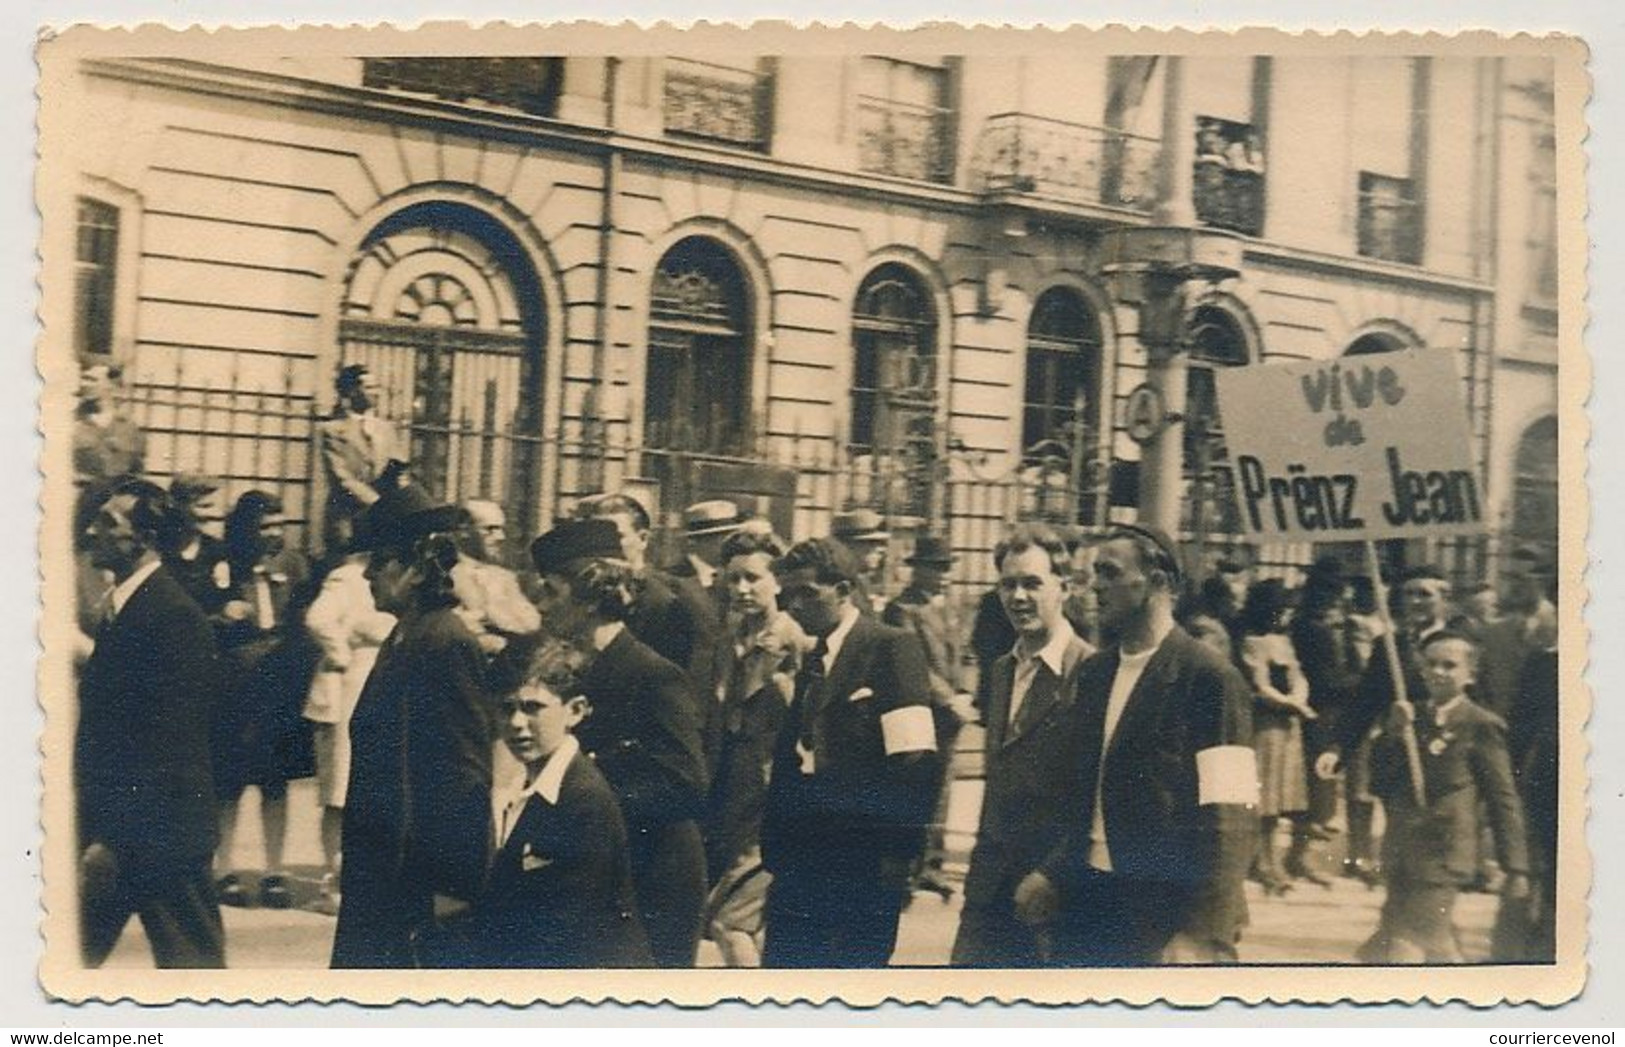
[[1007, 657, 1066, 746], [823, 614, 873, 703], [984, 655, 1015, 753]]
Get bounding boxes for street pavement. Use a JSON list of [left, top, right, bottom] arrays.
[[102, 770, 1499, 970]]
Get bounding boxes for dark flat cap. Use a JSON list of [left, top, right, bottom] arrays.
[[530, 518, 626, 575]]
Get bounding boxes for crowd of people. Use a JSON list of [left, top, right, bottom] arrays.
[[69, 363, 1561, 970]]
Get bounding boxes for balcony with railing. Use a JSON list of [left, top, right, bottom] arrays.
[[662, 58, 773, 151], [972, 113, 1160, 212], [360, 57, 563, 117], [1357, 172, 1423, 265], [856, 96, 955, 185]]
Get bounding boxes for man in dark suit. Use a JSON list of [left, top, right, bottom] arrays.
[[1358, 631, 1529, 962], [418, 641, 652, 968], [1016, 524, 1256, 966], [953, 524, 1094, 966], [761, 537, 940, 967], [76, 477, 225, 967]]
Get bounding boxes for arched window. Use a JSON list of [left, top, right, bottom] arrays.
[[1346, 332, 1407, 356], [645, 237, 753, 458], [1023, 286, 1102, 461], [1183, 305, 1250, 535], [1512, 415, 1558, 565], [339, 202, 547, 534], [851, 263, 938, 519]]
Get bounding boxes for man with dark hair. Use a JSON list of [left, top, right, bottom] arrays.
[[1016, 524, 1255, 965], [1477, 546, 1558, 720], [1323, 564, 1458, 773], [76, 477, 225, 967], [761, 537, 940, 967], [317, 363, 404, 552], [954, 523, 1094, 966]]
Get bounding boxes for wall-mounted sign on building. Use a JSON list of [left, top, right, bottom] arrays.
[[1213, 348, 1487, 542]]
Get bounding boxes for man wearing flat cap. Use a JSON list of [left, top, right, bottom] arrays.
[[1016, 524, 1255, 965], [332, 480, 492, 968]]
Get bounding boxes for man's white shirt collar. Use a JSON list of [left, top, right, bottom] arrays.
[[1011, 617, 1077, 677], [110, 560, 162, 618], [821, 603, 863, 670]]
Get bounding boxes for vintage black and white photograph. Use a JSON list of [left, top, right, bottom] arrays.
[[34, 24, 1588, 1005]]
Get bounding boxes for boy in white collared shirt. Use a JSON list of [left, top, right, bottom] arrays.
[[417, 640, 651, 968]]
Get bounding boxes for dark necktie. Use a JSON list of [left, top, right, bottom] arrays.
[[796, 637, 829, 751]]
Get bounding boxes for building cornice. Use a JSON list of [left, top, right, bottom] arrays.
[[82, 57, 988, 217], [1239, 240, 1497, 298], [84, 57, 1504, 298]]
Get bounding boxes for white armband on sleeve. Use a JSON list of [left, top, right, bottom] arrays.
[[1196, 745, 1260, 806], [881, 705, 937, 755]]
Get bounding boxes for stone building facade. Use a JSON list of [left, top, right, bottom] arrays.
[[50, 49, 1561, 592]]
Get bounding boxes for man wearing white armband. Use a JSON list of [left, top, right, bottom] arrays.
[[1015, 524, 1257, 965], [760, 536, 941, 967]]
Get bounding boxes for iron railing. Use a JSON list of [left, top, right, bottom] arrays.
[[103, 358, 1337, 598], [972, 113, 1160, 211], [662, 57, 773, 151], [856, 96, 955, 185]]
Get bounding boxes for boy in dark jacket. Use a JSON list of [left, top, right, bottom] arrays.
[[1359, 630, 1529, 963], [419, 640, 651, 968]]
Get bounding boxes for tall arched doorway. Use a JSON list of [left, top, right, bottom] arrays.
[[850, 262, 939, 522], [338, 201, 547, 536], [645, 237, 753, 458]]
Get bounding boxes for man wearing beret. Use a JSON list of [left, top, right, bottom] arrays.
[[760, 537, 941, 967], [1016, 524, 1256, 965]]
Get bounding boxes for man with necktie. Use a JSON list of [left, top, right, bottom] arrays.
[[761, 537, 939, 967], [952, 523, 1093, 966]]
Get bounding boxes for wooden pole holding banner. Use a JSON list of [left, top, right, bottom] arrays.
[[1364, 540, 1427, 808]]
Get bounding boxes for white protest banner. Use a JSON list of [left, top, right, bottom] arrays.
[[1212, 348, 1487, 542]]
